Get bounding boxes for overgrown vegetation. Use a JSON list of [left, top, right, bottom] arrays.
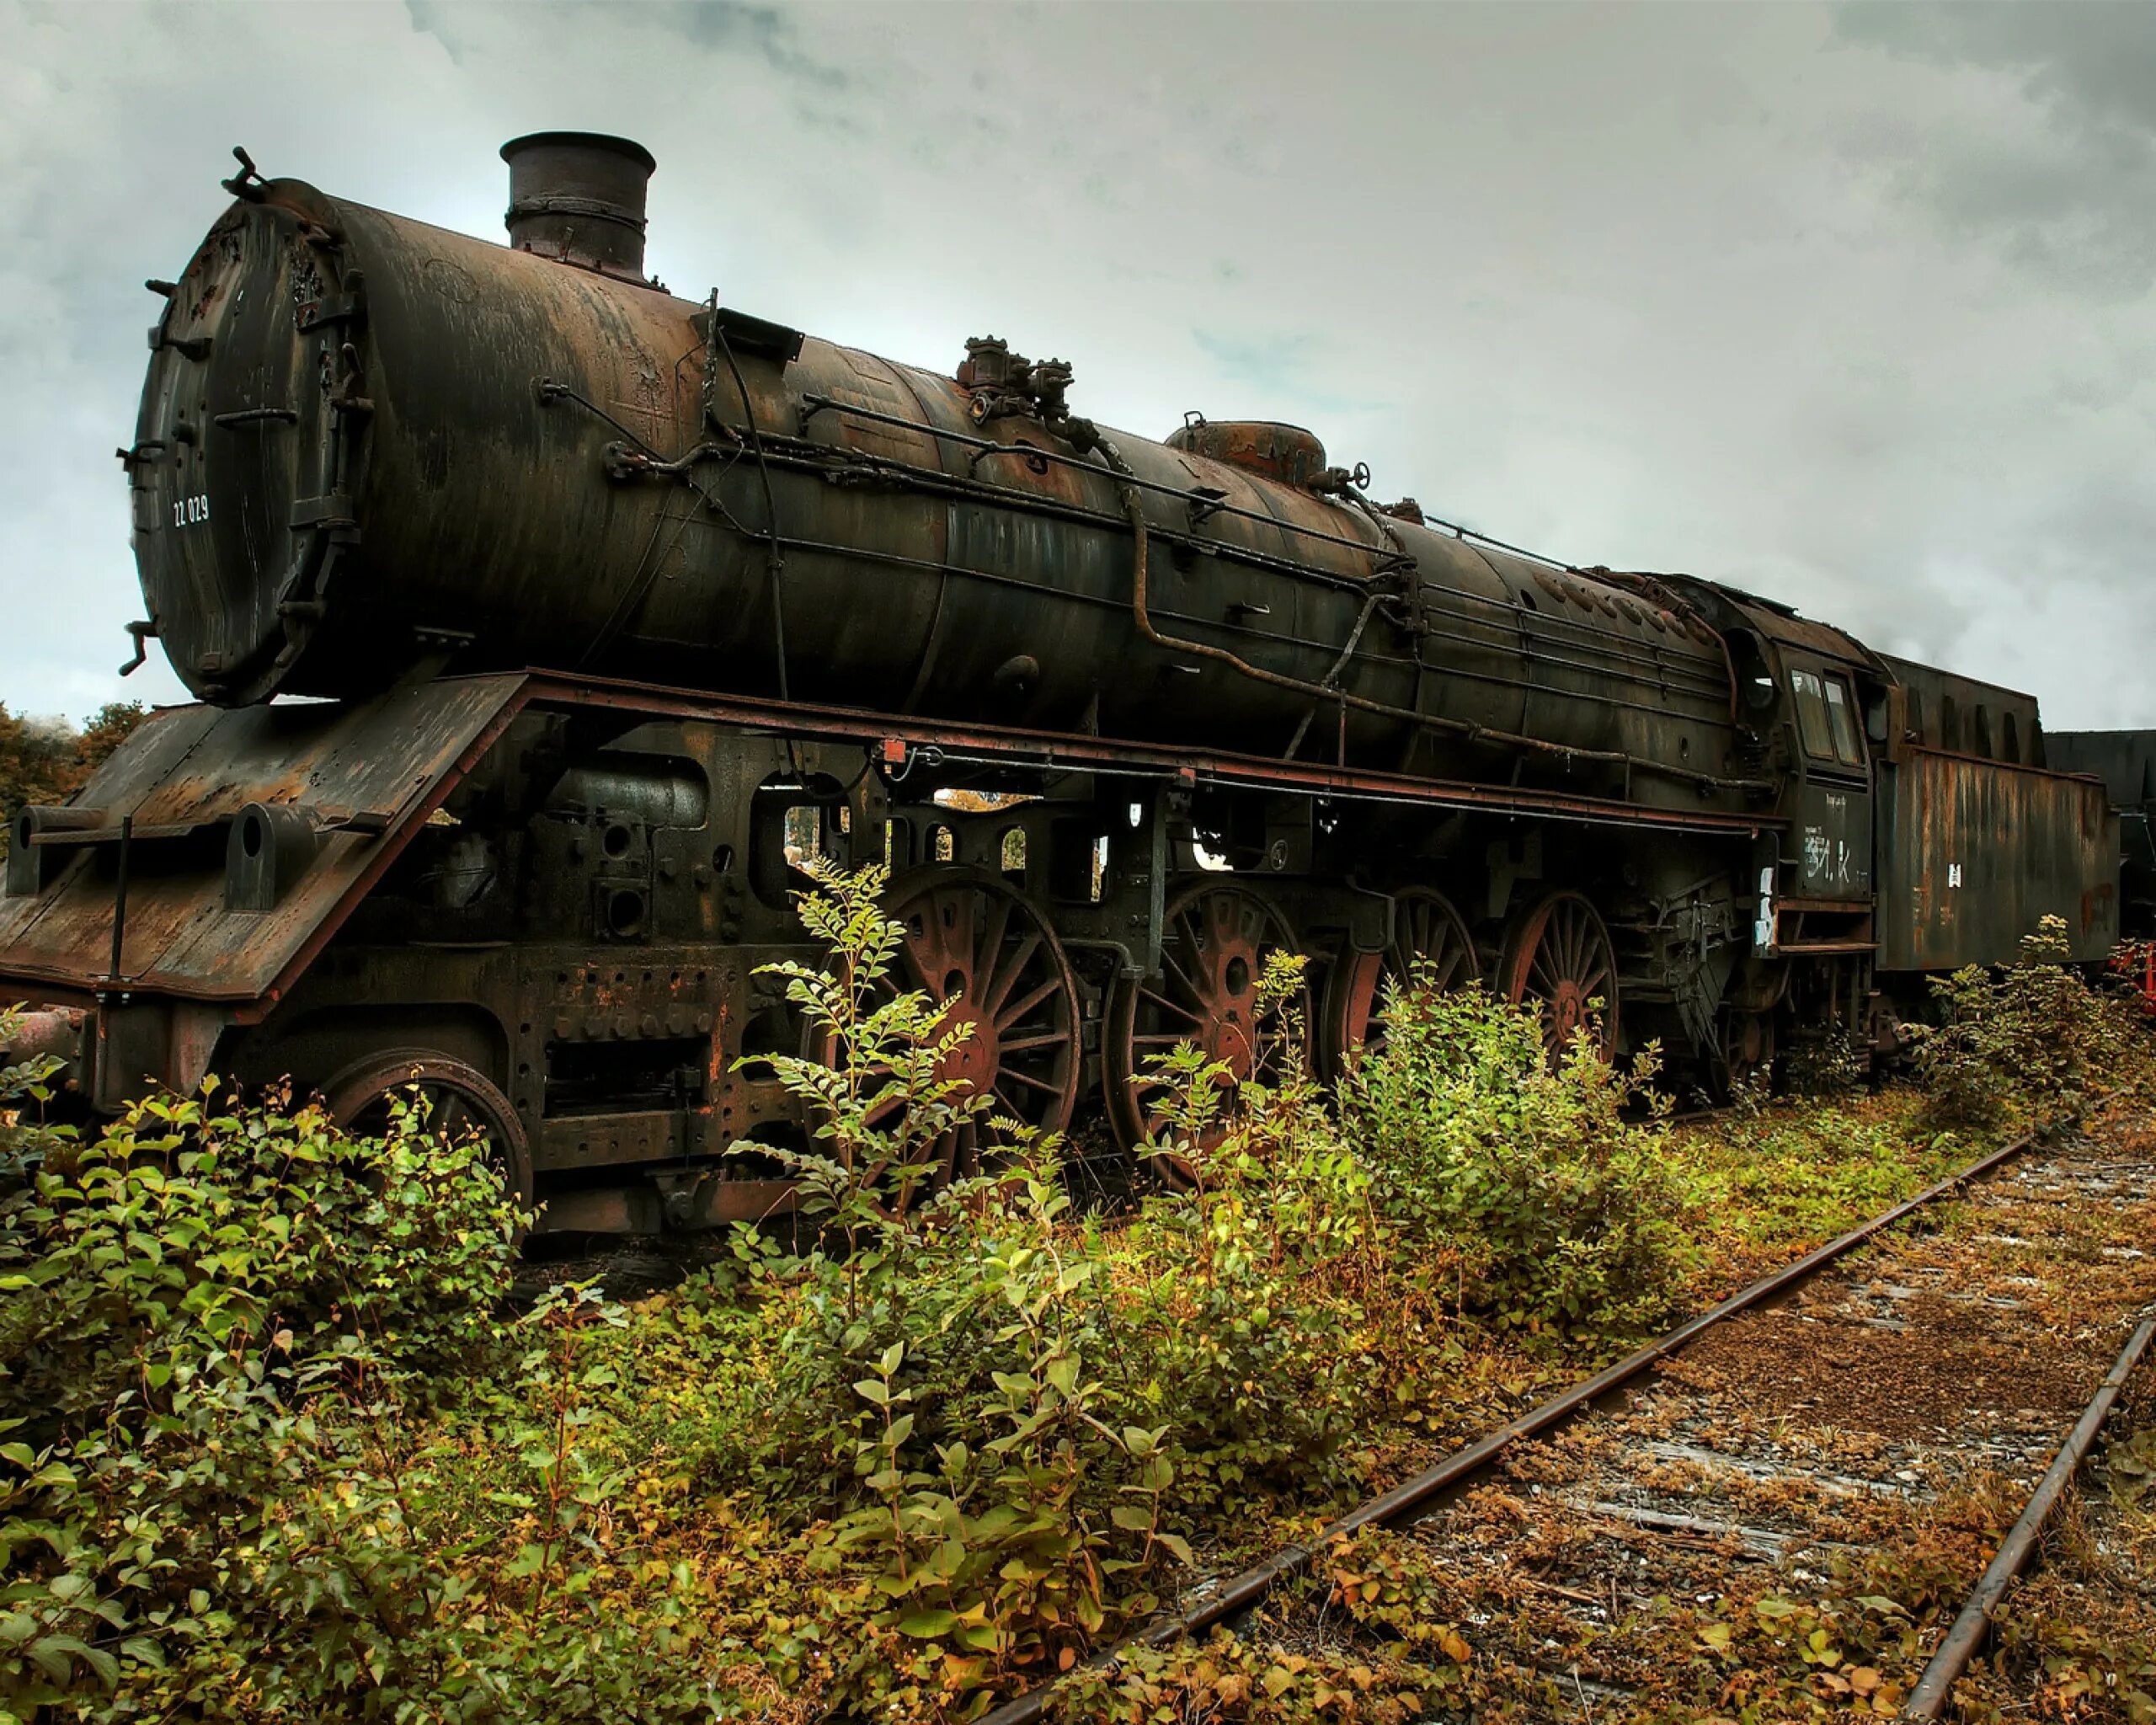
[[1, 862, 2147, 1722], [1341, 982, 1685, 1343], [0, 1076, 529, 1720], [1907, 914, 2131, 1128]]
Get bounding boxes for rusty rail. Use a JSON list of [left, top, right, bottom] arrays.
[[1900, 1312, 2156, 1721], [979, 1122, 2058, 1725]]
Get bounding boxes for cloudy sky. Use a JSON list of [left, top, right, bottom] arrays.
[[3, 1, 2152, 728]]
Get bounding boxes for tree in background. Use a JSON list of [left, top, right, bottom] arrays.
[[0, 702, 147, 852]]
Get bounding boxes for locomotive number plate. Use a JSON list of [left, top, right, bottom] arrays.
[[170, 494, 210, 527]]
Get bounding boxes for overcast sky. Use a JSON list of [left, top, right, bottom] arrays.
[[4, 1, 2152, 729]]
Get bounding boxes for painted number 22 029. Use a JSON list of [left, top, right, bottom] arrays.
[[171, 494, 210, 527]]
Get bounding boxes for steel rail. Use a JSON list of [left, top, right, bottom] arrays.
[[978, 1123, 2058, 1725], [1900, 1312, 2156, 1721]]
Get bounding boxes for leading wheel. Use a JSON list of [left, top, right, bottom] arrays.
[[1104, 880, 1309, 1188], [1321, 885, 1481, 1076], [1497, 889, 1620, 1065], [808, 866, 1081, 1205], [324, 1049, 534, 1211]]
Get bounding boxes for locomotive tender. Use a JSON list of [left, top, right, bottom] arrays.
[[0, 135, 2121, 1230]]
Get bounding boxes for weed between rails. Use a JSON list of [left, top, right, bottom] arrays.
[[0, 860, 2148, 1722]]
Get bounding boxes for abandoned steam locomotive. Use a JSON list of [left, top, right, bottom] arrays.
[[0, 134, 2123, 1231]]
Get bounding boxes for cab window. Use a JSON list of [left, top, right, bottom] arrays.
[[1790, 669, 1835, 761], [1822, 677, 1864, 766]]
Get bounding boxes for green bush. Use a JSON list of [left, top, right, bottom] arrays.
[[705, 861, 1189, 1706], [1108, 959, 1383, 1515], [3, 1085, 520, 1440], [0, 1030, 538, 1722], [697, 867, 1383, 1716], [1906, 916, 2128, 1128], [1338, 980, 1689, 1343]]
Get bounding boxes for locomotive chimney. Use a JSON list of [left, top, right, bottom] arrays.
[[499, 131, 656, 283]]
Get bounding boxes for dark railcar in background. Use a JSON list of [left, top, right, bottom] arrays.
[[2050, 732, 2156, 940]]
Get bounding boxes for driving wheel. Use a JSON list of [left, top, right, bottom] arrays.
[[1497, 889, 1620, 1065], [324, 1049, 534, 1210], [1714, 1007, 1779, 1097], [1104, 880, 1309, 1187], [1320, 885, 1481, 1076], [808, 866, 1081, 1204]]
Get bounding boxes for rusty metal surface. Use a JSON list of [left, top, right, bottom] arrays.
[[1903, 1313, 2156, 1718], [1882, 654, 2045, 764], [1877, 747, 2119, 970], [499, 131, 657, 285], [2051, 729, 2156, 939], [1161, 416, 1330, 489], [129, 144, 1747, 821], [0, 675, 525, 1004], [1734, 601, 1883, 669], [0, 667, 1781, 1144], [0, 665, 1779, 1140]]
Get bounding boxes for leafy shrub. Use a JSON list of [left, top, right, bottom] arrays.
[[1338, 980, 1689, 1343], [0, 1035, 533, 1721], [710, 862, 1190, 1706], [1783, 1028, 1872, 1099], [744, 855, 992, 1229], [704, 867, 1382, 1715], [1906, 916, 2128, 1127], [3, 1084, 520, 1443], [1110, 958, 1383, 1513]]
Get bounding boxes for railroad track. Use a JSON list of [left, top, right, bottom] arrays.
[[985, 1099, 2156, 1723]]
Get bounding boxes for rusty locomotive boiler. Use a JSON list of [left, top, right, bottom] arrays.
[[0, 134, 2124, 1230]]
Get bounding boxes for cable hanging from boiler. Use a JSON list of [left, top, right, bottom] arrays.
[[708, 292, 792, 706], [1095, 437, 1772, 796]]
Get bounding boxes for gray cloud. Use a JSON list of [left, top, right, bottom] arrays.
[[1833, 3, 2156, 295], [2, 1, 2152, 729]]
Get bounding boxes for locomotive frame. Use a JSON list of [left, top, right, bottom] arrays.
[[0, 664, 1780, 1230], [2, 642, 2119, 1236]]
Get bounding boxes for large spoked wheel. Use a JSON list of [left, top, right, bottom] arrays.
[[1497, 889, 1620, 1065], [1321, 885, 1481, 1076], [324, 1049, 535, 1215], [809, 867, 1081, 1205], [1105, 881, 1310, 1188]]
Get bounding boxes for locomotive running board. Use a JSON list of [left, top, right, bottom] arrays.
[[0, 667, 1781, 1081], [520, 670, 1786, 839], [0, 673, 531, 1015]]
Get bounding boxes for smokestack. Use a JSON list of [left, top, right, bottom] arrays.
[[499, 131, 656, 284]]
